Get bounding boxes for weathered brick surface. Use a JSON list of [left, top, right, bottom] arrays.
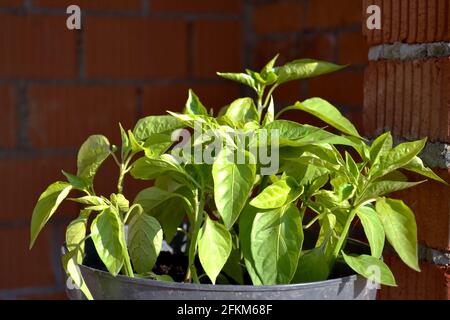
[[0, 14, 77, 78], [0, 0, 23, 7], [363, 57, 450, 142], [150, 0, 242, 14], [306, 0, 362, 29], [142, 83, 240, 116], [0, 86, 16, 148], [192, 20, 242, 78], [379, 253, 450, 300], [34, 0, 142, 11], [363, 0, 450, 45], [308, 69, 364, 107], [85, 17, 188, 78], [0, 227, 55, 289], [337, 31, 369, 65], [28, 86, 137, 148], [0, 156, 79, 221], [253, 2, 303, 35]]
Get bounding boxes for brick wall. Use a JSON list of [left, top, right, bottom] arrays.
[[0, 0, 366, 299], [363, 0, 450, 300]]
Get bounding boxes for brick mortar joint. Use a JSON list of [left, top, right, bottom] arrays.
[[368, 42, 450, 61]]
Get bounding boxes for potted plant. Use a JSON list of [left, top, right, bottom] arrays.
[[29, 56, 446, 300]]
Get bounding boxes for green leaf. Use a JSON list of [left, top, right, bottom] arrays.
[[69, 195, 106, 206], [185, 89, 208, 116], [66, 210, 90, 262], [251, 204, 304, 285], [292, 248, 330, 283], [110, 193, 129, 213], [131, 154, 195, 187], [213, 149, 256, 229], [294, 98, 361, 138], [375, 198, 420, 271], [238, 205, 263, 285], [90, 209, 125, 276], [225, 98, 259, 127], [342, 252, 396, 287], [62, 171, 88, 191], [222, 234, 244, 284], [133, 115, 184, 142], [357, 206, 385, 258], [275, 59, 345, 84], [198, 216, 232, 284], [128, 214, 163, 274], [30, 182, 72, 249], [250, 177, 303, 209], [403, 156, 448, 185], [119, 123, 131, 159], [261, 54, 279, 81], [77, 135, 111, 185], [370, 132, 393, 164], [217, 72, 256, 90], [262, 96, 275, 126], [363, 180, 425, 200], [62, 249, 93, 300], [373, 139, 427, 179], [134, 186, 193, 242]]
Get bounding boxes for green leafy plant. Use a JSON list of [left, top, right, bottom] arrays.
[[30, 56, 446, 299]]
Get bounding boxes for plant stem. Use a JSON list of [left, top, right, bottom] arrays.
[[185, 190, 205, 283], [117, 164, 126, 194], [275, 105, 297, 120], [263, 84, 279, 108]]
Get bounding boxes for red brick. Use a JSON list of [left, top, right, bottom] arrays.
[[0, 86, 16, 148], [363, 62, 377, 135], [253, 2, 303, 35], [372, 0, 383, 44], [416, 0, 427, 43], [306, 0, 361, 29], [362, 0, 373, 44], [337, 31, 368, 65], [382, 0, 392, 43], [376, 61, 386, 136], [364, 58, 450, 142], [0, 156, 80, 221], [142, 84, 240, 116], [385, 61, 395, 131], [407, 0, 418, 43], [365, 0, 450, 45], [402, 61, 413, 138], [393, 61, 404, 136], [85, 17, 188, 78], [308, 69, 364, 107], [151, 0, 241, 14], [192, 20, 242, 78], [0, 14, 77, 79], [399, 0, 409, 42], [395, 170, 450, 250], [436, 0, 448, 40], [34, 0, 141, 11], [20, 291, 67, 300], [427, 0, 438, 42], [0, 227, 55, 289], [0, 0, 22, 7], [390, 0, 400, 43], [301, 33, 334, 62], [28, 86, 137, 148], [379, 253, 449, 300], [257, 38, 301, 70]]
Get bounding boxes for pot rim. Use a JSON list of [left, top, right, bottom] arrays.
[[76, 261, 361, 293], [66, 238, 370, 292]]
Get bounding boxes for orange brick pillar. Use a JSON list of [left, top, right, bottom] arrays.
[[362, 0, 450, 299]]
